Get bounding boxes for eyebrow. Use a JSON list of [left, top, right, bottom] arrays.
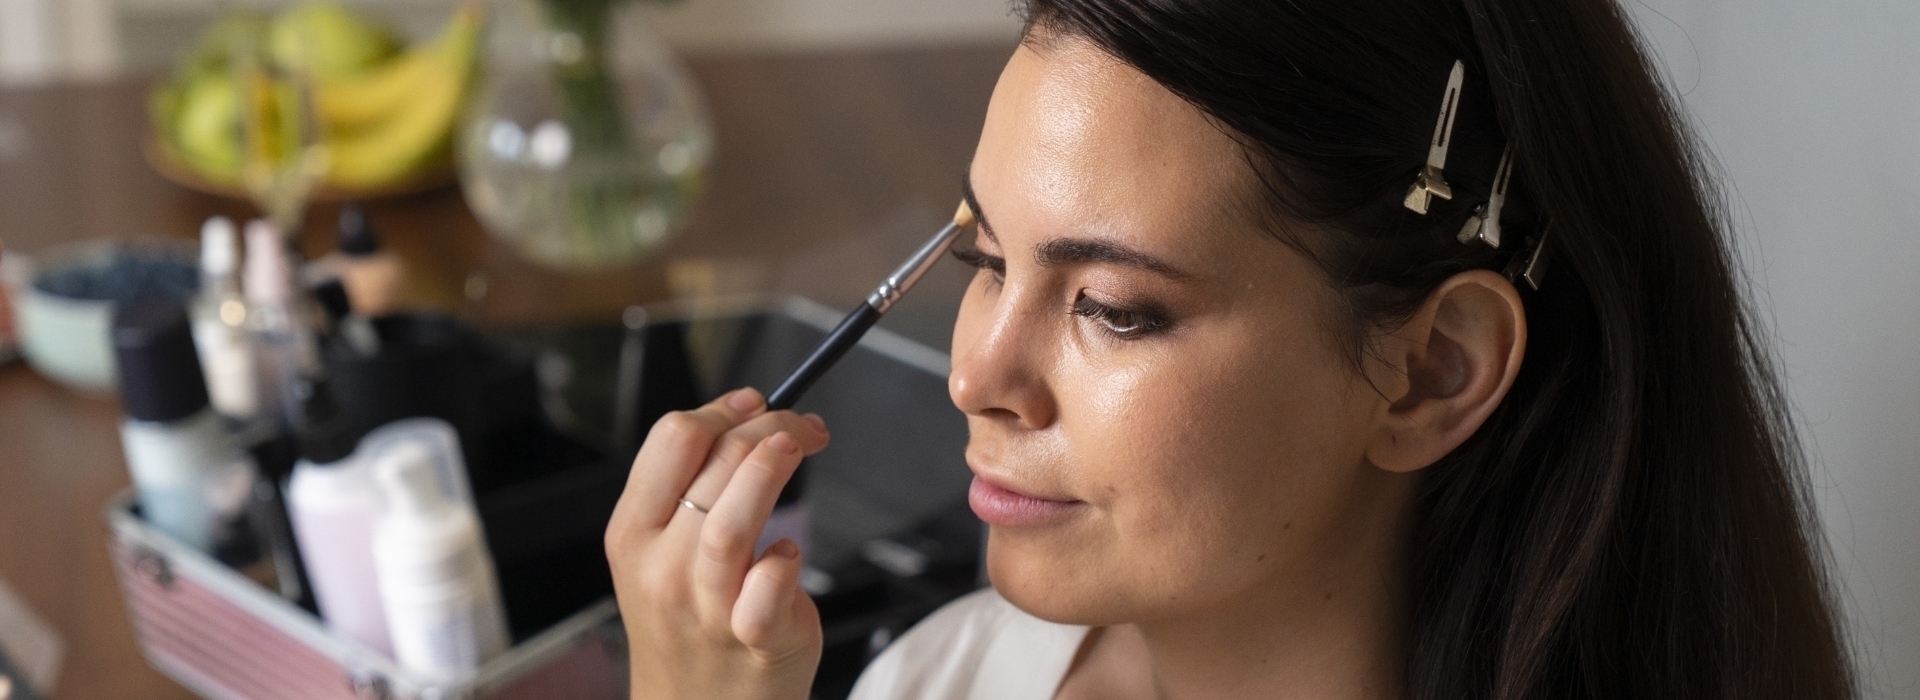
[[960, 172, 1191, 280], [961, 173, 998, 246], [1036, 239, 1190, 279]]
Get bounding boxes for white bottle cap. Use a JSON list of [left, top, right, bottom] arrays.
[[357, 418, 474, 507], [243, 219, 291, 306], [200, 216, 237, 276], [375, 441, 450, 517]]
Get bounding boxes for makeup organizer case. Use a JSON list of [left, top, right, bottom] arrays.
[[105, 296, 983, 700]]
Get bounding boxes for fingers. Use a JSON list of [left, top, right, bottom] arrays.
[[678, 411, 829, 512], [618, 388, 767, 529], [694, 432, 806, 621], [731, 539, 815, 658]]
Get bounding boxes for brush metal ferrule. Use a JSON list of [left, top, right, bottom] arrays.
[[866, 218, 966, 313]]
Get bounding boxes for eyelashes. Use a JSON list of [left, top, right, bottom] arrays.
[[951, 247, 1007, 293], [1070, 292, 1170, 339], [952, 246, 1173, 340], [951, 247, 1004, 276]]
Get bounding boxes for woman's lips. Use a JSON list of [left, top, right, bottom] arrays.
[[968, 475, 1083, 526]]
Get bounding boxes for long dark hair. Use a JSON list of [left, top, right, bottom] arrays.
[[1017, 0, 1853, 697]]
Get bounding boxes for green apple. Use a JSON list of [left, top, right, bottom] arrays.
[[172, 74, 242, 180]]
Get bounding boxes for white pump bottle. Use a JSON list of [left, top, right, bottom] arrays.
[[371, 438, 510, 681]]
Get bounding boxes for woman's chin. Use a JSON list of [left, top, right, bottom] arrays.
[[984, 533, 1135, 626]]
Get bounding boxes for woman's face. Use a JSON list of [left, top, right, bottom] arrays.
[[952, 38, 1417, 625]]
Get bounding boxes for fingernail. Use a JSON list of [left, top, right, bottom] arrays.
[[770, 539, 800, 560], [727, 388, 763, 413], [767, 432, 798, 454], [805, 413, 826, 432]]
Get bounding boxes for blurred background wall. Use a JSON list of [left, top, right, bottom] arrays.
[[0, 0, 1024, 80], [0, 0, 1911, 694], [1625, 1, 1920, 695]]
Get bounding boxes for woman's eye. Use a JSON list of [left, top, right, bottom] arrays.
[[1070, 292, 1169, 339]]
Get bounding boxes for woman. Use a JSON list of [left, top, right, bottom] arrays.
[[603, 0, 1854, 697]]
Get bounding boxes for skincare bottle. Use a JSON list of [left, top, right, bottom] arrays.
[[333, 205, 401, 317], [113, 297, 259, 554], [190, 216, 257, 420], [285, 380, 393, 658], [312, 278, 379, 357], [372, 440, 510, 679], [244, 220, 321, 431]]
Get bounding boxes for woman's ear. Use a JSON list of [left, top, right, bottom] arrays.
[[1364, 269, 1527, 473]]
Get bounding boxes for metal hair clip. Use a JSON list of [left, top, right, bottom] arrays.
[[1503, 224, 1551, 291], [1458, 147, 1514, 247], [1404, 60, 1465, 215]]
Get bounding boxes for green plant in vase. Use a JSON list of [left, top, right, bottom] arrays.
[[460, 0, 713, 270]]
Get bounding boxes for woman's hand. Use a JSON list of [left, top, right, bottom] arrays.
[[606, 387, 831, 700]]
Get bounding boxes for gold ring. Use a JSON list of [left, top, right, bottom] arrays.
[[679, 498, 710, 515]]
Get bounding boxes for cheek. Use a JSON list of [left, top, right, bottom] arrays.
[[1053, 322, 1372, 599], [1068, 326, 1355, 495]]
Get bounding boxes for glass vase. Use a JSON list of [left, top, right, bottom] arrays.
[[460, 0, 713, 270]]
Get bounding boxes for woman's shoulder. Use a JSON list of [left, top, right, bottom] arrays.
[[848, 588, 1090, 700]]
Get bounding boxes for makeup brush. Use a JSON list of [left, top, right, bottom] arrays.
[[766, 201, 976, 411]]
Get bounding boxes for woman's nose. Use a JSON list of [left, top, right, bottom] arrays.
[[949, 297, 1057, 431]]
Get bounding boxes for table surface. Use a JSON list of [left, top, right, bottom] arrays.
[[0, 43, 1009, 699]]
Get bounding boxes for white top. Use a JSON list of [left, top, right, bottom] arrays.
[[849, 589, 1090, 700]]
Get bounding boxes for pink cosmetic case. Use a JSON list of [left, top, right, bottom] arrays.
[[107, 491, 627, 700]]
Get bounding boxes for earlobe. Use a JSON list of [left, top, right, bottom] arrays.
[[1367, 270, 1527, 473]]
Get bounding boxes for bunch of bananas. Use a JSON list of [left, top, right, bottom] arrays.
[[149, 2, 484, 193]]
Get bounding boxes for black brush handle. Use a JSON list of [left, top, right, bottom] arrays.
[[766, 302, 883, 411]]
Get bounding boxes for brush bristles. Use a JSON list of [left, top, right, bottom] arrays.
[[954, 200, 976, 229]]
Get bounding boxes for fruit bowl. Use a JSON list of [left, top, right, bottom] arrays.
[[145, 2, 483, 205], [142, 134, 456, 203]]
